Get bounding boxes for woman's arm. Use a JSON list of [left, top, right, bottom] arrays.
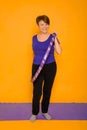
[[54, 36, 62, 54]]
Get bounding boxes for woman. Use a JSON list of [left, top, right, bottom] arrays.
[[30, 15, 62, 122]]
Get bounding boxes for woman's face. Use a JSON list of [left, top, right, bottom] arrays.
[[38, 20, 49, 34]]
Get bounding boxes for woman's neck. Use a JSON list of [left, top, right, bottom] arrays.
[[39, 32, 50, 36]]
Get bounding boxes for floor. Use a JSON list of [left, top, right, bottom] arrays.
[[0, 103, 87, 130]]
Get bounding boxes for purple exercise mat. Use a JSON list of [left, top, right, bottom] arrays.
[[0, 103, 87, 120]]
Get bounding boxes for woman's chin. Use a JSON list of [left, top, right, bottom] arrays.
[[41, 31, 48, 34]]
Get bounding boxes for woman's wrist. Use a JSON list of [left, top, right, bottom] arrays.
[[55, 36, 60, 44]]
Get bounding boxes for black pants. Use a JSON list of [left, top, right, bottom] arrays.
[[32, 61, 57, 115]]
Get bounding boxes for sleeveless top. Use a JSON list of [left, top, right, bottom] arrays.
[[32, 34, 55, 65]]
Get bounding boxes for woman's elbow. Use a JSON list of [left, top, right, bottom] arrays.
[[56, 48, 62, 55], [59, 48, 62, 54]]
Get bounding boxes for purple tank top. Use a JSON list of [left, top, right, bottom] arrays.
[[32, 34, 55, 65]]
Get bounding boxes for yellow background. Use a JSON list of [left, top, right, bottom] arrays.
[[0, 0, 87, 129], [0, 0, 87, 103]]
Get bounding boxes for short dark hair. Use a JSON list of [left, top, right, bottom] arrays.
[[36, 15, 50, 25]]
